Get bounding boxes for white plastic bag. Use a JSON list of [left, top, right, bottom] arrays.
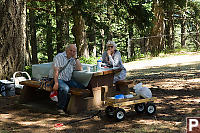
[[134, 83, 152, 98], [50, 91, 58, 102]]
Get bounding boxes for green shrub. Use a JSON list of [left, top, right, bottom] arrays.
[[24, 65, 32, 77], [79, 56, 99, 64]]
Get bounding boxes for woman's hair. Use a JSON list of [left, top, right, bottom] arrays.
[[106, 40, 117, 48]]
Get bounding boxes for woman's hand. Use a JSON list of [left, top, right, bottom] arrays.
[[107, 49, 111, 56]]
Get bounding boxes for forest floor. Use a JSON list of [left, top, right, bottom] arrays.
[[1, 52, 200, 133]]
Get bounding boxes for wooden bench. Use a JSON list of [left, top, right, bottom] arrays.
[[67, 86, 109, 114], [19, 80, 92, 101], [19, 80, 106, 114], [115, 80, 134, 95], [19, 68, 122, 114], [66, 87, 93, 114]]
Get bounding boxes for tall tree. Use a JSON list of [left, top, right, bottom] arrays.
[[149, 0, 165, 56], [46, 13, 53, 62], [56, 0, 69, 53], [29, 1, 38, 64], [0, 0, 26, 79], [72, 5, 89, 57], [188, 0, 200, 50], [181, 0, 188, 48], [164, 0, 175, 51]]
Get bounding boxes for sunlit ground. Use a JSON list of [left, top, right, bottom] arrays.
[[1, 54, 200, 132]]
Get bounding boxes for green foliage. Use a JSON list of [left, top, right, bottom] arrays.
[[26, 0, 200, 65], [24, 65, 32, 77], [79, 56, 98, 64]]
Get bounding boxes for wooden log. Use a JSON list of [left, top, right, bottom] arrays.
[[70, 88, 91, 97], [20, 80, 40, 88], [115, 80, 133, 95]]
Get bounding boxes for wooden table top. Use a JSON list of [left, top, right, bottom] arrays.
[[20, 68, 122, 90]]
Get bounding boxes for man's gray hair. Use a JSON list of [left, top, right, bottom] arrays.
[[65, 44, 77, 50], [106, 40, 117, 47]]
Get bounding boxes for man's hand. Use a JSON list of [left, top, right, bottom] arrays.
[[75, 59, 82, 71], [73, 53, 77, 59], [53, 82, 58, 91]]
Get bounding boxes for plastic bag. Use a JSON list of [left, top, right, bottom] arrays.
[[50, 91, 58, 102], [124, 94, 134, 99], [114, 94, 125, 99], [134, 83, 152, 98]]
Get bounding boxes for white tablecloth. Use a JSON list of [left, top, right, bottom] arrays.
[[32, 62, 118, 87], [32, 62, 52, 79]]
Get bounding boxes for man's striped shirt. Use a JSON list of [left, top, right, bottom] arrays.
[[49, 52, 76, 81]]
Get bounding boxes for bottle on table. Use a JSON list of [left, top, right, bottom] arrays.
[[97, 58, 102, 71]]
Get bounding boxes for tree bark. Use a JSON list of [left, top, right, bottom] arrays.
[[181, 0, 187, 48], [181, 13, 187, 48], [149, 0, 165, 56], [56, 0, 67, 53], [72, 7, 89, 58], [88, 26, 97, 57], [100, 29, 105, 55], [30, 2, 38, 64], [127, 22, 133, 59], [195, 23, 200, 51], [165, 10, 174, 51], [46, 14, 53, 62], [0, 0, 26, 79]]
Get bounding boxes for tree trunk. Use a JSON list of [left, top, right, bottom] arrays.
[[100, 29, 105, 55], [105, 0, 113, 42], [149, 0, 165, 56], [181, 0, 187, 48], [165, 10, 174, 51], [127, 37, 132, 59], [56, 0, 64, 53], [46, 14, 53, 62], [30, 2, 38, 64], [25, 8, 31, 66], [0, 0, 26, 79], [195, 23, 200, 51], [127, 22, 133, 59], [88, 26, 97, 57], [72, 7, 89, 58], [181, 13, 186, 48]]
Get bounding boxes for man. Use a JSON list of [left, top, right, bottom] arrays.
[[49, 44, 85, 114]]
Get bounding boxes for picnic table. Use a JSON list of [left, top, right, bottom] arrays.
[[20, 63, 122, 114]]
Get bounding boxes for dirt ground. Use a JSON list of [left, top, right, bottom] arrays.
[[1, 53, 200, 133]]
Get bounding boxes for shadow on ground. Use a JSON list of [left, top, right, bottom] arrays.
[[1, 61, 200, 132]]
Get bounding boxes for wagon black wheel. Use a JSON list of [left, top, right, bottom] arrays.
[[145, 102, 156, 115], [114, 108, 126, 121], [135, 103, 145, 114], [105, 106, 115, 117]]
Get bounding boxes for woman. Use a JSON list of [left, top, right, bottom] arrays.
[[102, 40, 126, 83]]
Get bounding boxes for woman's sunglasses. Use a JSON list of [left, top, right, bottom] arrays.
[[108, 46, 113, 48]]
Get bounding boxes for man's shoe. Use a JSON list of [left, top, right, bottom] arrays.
[[57, 109, 65, 115]]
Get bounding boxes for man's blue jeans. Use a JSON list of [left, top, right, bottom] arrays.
[[57, 79, 85, 110]]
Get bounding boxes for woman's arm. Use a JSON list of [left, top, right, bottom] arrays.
[[102, 51, 108, 63], [108, 51, 121, 67]]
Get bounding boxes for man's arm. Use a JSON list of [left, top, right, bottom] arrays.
[[53, 66, 59, 91], [75, 59, 82, 71]]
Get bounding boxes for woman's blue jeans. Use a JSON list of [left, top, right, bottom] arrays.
[[57, 79, 85, 110]]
